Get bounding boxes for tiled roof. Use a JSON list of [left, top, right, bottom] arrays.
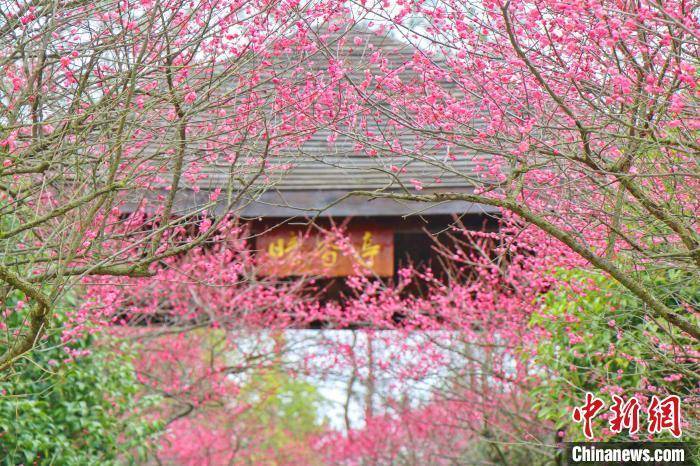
[[172, 24, 493, 217]]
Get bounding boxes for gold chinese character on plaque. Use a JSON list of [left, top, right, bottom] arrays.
[[360, 231, 381, 266], [318, 241, 341, 268], [267, 232, 299, 258]]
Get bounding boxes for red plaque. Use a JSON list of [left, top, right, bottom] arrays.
[[256, 226, 393, 277]]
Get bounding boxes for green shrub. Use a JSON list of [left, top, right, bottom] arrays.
[[0, 294, 161, 465]]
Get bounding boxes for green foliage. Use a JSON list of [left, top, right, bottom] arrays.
[[529, 268, 699, 441], [0, 296, 162, 465], [238, 367, 326, 448]]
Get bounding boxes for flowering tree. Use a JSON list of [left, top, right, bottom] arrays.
[[0, 0, 355, 369], [306, 0, 699, 340]]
